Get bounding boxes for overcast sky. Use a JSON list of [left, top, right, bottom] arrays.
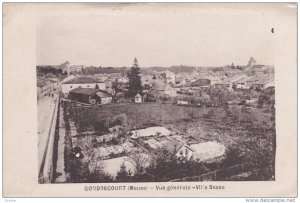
[[36, 3, 296, 67]]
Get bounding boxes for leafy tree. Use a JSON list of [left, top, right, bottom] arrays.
[[208, 88, 237, 107], [116, 162, 131, 182], [86, 165, 113, 183], [144, 92, 156, 102], [128, 152, 150, 175], [231, 62, 235, 69], [143, 147, 209, 182], [127, 58, 142, 97], [68, 157, 90, 183], [111, 80, 123, 102], [57, 68, 63, 75], [258, 88, 275, 109], [221, 147, 244, 168], [36, 66, 65, 77]]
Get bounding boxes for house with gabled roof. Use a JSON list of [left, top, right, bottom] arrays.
[[160, 70, 176, 84], [165, 140, 226, 163], [62, 74, 77, 84], [61, 76, 105, 95], [251, 75, 275, 90], [152, 81, 177, 97], [134, 93, 142, 103], [69, 87, 112, 105], [191, 78, 211, 87], [234, 76, 254, 89], [174, 144, 196, 161], [248, 65, 271, 75], [263, 80, 275, 89], [163, 140, 194, 160]]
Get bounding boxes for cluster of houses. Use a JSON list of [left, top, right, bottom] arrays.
[[37, 57, 275, 106], [138, 58, 275, 106], [130, 126, 226, 163], [53, 58, 275, 180], [60, 75, 113, 105]]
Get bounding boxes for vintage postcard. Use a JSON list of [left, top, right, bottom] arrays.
[[3, 3, 297, 197]]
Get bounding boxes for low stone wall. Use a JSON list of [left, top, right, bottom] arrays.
[[39, 94, 60, 183]]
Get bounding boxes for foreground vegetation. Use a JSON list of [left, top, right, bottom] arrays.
[[64, 100, 275, 182]]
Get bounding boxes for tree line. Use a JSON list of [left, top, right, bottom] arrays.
[[37, 66, 67, 77]]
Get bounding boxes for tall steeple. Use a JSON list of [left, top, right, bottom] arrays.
[[247, 57, 257, 67]]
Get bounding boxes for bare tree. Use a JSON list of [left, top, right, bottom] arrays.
[[127, 151, 151, 175]]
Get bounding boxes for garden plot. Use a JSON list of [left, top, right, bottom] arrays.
[[190, 141, 226, 162], [101, 156, 135, 178], [133, 126, 190, 150], [169, 135, 185, 143], [94, 141, 136, 159], [142, 137, 170, 149], [131, 126, 172, 139], [75, 133, 140, 160]]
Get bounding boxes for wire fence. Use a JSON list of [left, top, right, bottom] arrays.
[[169, 163, 252, 182]]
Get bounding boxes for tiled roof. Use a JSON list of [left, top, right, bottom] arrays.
[[228, 75, 248, 83], [250, 65, 265, 71], [163, 140, 185, 154], [191, 78, 211, 87], [69, 87, 99, 95], [70, 87, 112, 97], [252, 75, 274, 85], [235, 74, 274, 85], [135, 93, 142, 98], [235, 76, 254, 83], [97, 89, 113, 97], [62, 76, 101, 84]]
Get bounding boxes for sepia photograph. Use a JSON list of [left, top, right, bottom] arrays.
[[37, 4, 276, 184], [3, 2, 297, 198]]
